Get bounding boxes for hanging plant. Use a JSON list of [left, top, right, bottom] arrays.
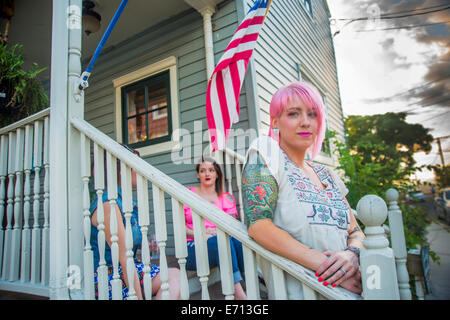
[[0, 43, 49, 127]]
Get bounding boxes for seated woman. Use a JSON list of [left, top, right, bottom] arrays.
[[242, 81, 365, 299], [90, 145, 181, 300], [183, 157, 247, 300]]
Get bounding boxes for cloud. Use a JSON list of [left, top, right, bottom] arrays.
[[340, 0, 450, 108]]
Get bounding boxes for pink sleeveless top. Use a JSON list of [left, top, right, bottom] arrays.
[[184, 187, 238, 241]]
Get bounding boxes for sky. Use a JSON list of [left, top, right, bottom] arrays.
[[326, 0, 450, 182]]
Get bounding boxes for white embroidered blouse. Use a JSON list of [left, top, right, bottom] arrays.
[[244, 135, 359, 299]]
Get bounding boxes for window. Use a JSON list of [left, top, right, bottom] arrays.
[[121, 71, 171, 148], [113, 56, 180, 156]]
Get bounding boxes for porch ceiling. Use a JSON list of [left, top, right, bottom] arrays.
[[7, 0, 193, 81]]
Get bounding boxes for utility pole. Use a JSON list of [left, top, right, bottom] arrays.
[[435, 135, 450, 167], [436, 138, 445, 166]]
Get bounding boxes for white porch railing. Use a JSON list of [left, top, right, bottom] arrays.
[[0, 108, 51, 297], [0, 111, 410, 299], [70, 117, 405, 300]]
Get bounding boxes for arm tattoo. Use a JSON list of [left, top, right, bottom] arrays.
[[242, 152, 278, 227], [348, 226, 361, 236]]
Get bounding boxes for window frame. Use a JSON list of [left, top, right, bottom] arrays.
[[302, 0, 313, 18], [113, 56, 180, 157], [121, 70, 172, 149]]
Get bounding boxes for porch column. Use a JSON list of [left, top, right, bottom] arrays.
[[184, 0, 222, 162], [67, 0, 85, 300], [184, 0, 218, 79], [49, 0, 84, 299], [49, 0, 69, 300]]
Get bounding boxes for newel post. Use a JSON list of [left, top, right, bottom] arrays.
[[49, 0, 84, 299], [386, 189, 412, 300], [357, 195, 400, 300]]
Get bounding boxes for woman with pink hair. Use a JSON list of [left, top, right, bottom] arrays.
[[242, 81, 365, 299]]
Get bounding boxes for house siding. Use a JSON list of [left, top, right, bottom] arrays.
[[83, 0, 245, 254]]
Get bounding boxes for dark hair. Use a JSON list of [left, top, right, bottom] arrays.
[[196, 156, 223, 196]]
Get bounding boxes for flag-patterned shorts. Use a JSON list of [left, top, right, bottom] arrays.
[[93, 260, 160, 300]]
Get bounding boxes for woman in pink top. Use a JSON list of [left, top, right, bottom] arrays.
[[184, 157, 247, 300]]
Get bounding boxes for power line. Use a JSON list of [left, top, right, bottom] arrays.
[[334, 5, 450, 22], [355, 20, 450, 32], [377, 3, 450, 17]]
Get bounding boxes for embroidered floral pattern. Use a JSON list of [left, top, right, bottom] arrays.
[[283, 152, 350, 230]]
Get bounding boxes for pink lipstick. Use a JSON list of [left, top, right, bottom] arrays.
[[298, 132, 311, 137]]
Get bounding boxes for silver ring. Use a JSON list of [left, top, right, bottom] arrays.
[[339, 268, 347, 276]]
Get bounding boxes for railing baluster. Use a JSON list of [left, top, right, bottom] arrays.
[[216, 229, 234, 299], [94, 143, 108, 299], [41, 115, 50, 286], [191, 211, 210, 300], [31, 120, 43, 284], [234, 161, 244, 223], [136, 175, 152, 299], [81, 134, 94, 300], [0, 135, 8, 274], [106, 152, 122, 300], [302, 283, 317, 300], [271, 263, 287, 299], [152, 185, 170, 300], [224, 152, 233, 193], [10, 127, 24, 281], [2, 131, 15, 280], [242, 245, 260, 299], [20, 124, 33, 283], [120, 162, 137, 300], [170, 198, 189, 300]]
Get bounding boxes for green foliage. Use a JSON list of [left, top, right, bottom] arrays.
[[428, 164, 450, 189], [0, 43, 49, 127], [345, 113, 433, 184], [329, 113, 438, 264]]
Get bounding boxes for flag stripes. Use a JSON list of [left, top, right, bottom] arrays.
[[206, 0, 271, 151]]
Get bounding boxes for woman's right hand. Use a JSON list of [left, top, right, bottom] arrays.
[[338, 271, 362, 295]]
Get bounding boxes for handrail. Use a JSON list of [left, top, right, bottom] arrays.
[[70, 117, 357, 300], [0, 108, 50, 135], [223, 147, 245, 164]]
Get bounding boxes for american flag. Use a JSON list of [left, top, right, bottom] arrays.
[[206, 0, 272, 151]]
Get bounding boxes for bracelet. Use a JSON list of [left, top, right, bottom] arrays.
[[344, 246, 360, 258]]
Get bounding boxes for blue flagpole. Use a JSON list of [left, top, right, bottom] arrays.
[[79, 0, 129, 91]]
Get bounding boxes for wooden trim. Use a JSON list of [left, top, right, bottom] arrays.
[[113, 56, 180, 157], [0, 108, 50, 135], [0, 280, 50, 298]]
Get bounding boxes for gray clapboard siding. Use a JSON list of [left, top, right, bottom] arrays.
[[82, 1, 244, 255]]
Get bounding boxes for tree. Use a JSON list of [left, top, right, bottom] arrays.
[[345, 112, 433, 185], [330, 113, 438, 267], [429, 164, 450, 189]]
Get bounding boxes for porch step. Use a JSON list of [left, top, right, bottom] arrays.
[[155, 255, 268, 300]]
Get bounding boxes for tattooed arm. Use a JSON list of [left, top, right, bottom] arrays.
[[346, 199, 366, 250], [242, 152, 329, 272]]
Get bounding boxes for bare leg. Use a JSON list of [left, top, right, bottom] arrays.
[[234, 282, 247, 300], [152, 268, 181, 300]]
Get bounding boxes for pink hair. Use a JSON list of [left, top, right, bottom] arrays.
[[268, 81, 326, 160]]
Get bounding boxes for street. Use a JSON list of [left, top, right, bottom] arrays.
[[418, 194, 450, 300]]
